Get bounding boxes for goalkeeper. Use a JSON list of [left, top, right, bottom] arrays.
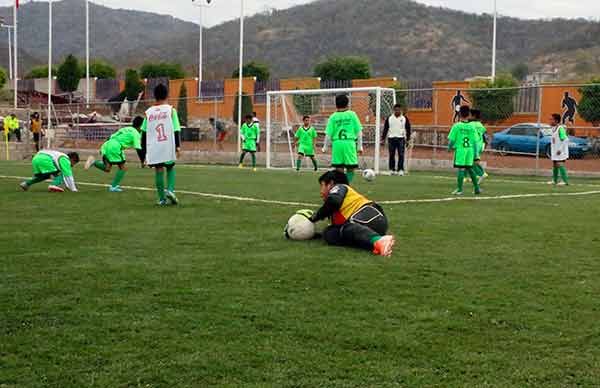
[[20, 150, 80, 192], [300, 170, 395, 257]]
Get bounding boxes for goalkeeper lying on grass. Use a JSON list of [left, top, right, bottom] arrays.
[[299, 170, 395, 257]]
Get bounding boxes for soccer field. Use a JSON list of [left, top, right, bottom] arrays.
[[2, 162, 600, 387]]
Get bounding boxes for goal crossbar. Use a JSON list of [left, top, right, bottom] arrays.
[[266, 87, 396, 97]]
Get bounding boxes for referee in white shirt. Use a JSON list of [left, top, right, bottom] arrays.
[[382, 104, 411, 176]]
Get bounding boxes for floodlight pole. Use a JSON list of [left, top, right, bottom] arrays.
[[47, 0, 53, 148], [86, 0, 90, 105], [491, 0, 497, 81], [13, 2, 17, 108], [1, 24, 13, 80], [237, 0, 244, 153]]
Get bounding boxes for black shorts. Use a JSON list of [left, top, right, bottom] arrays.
[[149, 162, 176, 168], [33, 133, 40, 142], [103, 155, 126, 166], [332, 164, 359, 169], [298, 152, 315, 157]]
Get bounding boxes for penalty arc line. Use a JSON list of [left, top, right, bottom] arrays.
[[2, 175, 600, 206]]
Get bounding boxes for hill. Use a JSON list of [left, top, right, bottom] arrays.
[[1, 0, 599, 81]]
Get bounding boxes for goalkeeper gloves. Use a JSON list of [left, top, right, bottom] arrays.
[[296, 209, 314, 221]]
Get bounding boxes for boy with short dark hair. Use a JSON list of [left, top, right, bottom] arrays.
[[239, 114, 260, 171], [140, 84, 182, 206], [295, 115, 318, 171], [20, 150, 80, 192], [549, 113, 570, 186], [448, 106, 480, 195], [322, 94, 363, 183], [303, 170, 395, 256], [85, 116, 145, 192]]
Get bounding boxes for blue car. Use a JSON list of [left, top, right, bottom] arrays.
[[491, 123, 591, 159]]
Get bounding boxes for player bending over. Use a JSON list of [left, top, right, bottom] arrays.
[[295, 115, 319, 171], [85, 116, 144, 192], [448, 106, 480, 195], [322, 95, 363, 183], [548, 113, 570, 186], [306, 170, 395, 257], [238, 114, 260, 171], [469, 109, 489, 184], [20, 150, 79, 192], [140, 84, 182, 206]]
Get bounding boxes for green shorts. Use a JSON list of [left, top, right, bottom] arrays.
[[298, 145, 315, 157], [331, 140, 358, 168], [100, 140, 125, 165], [243, 139, 257, 152], [454, 148, 475, 168], [32, 154, 59, 175]]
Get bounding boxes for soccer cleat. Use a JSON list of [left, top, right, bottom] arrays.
[[48, 185, 64, 192], [557, 182, 568, 186], [373, 235, 395, 257], [108, 186, 124, 193], [452, 189, 464, 196], [84, 155, 95, 170], [475, 188, 483, 195], [390, 171, 397, 176], [238, 163, 244, 169], [165, 190, 179, 205], [398, 170, 405, 176], [157, 199, 169, 206], [547, 181, 557, 185], [478, 172, 489, 185], [19, 181, 29, 191]]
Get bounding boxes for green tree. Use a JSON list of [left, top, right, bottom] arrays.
[[510, 63, 529, 81], [469, 74, 519, 123], [177, 83, 188, 127], [232, 61, 270, 81], [25, 66, 56, 79], [88, 61, 117, 79], [233, 93, 253, 124], [124, 69, 144, 100], [57, 55, 83, 101], [0, 66, 6, 89], [314, 56, 371, 81], [578, 78, 600, 126], [293, 93, 321, 116], [140, 63, 185, 79]]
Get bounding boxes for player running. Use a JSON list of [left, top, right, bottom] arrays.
[[322, 94, 363, 183], [448, 106, 480, 195], [238, 114, 260, 171], [84, 116, 144, 192], [469, 109, 489, 184], [20, 150, 80, 192], [548, 113, 570, 186], [295, 115, 319, 172], [139, 84, 182, 206], [304, 170, 395, 256]]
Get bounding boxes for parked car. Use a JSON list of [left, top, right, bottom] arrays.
[[491, 123, 591, 158]]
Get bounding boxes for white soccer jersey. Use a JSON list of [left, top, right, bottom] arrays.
[[145, 104, 176, 165], [551, 125, 569, 161], [38, 150, 77, 191]]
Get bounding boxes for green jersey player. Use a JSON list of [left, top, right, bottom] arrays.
[[85, 116, 144, 192], [469, 109, 489, 184], [448, 106, 480, 195], [295, 115, 319, 171], [322, 94, 363, 183], [20, 150, 80, 192], [238, 115, 260, 171]]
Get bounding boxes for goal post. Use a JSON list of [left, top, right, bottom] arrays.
[[266, 87, 396, 173]]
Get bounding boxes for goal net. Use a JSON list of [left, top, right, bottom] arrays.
[[266, 87, 396, 173]]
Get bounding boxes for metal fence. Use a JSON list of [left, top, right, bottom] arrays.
[[3, 83, 600, 176]]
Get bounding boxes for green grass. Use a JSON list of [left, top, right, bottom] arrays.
[[1, 161, 600, 387]]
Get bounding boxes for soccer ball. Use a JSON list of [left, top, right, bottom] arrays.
[[362, 169, 376, 182], [284, 214, 315, 241]]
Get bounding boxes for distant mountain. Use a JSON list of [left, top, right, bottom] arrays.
[[1, 0, 599, 81]]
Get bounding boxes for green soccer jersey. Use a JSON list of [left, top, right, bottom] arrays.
[[241, 123, 260, 151], [295, 126, 317, 153], [109, 126, 142, 150], [448, 121, 477, 167], [326, 110, 362, 142]]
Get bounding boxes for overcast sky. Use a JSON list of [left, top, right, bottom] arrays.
[[1, 0, 599, 26]]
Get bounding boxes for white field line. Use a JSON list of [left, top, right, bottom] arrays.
[[424, 174, 600, 188], [3, 174, 600, 206]]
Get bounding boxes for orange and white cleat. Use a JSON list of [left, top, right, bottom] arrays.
[[48, 185, 65, 193], [373, 235, 395, 257]]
